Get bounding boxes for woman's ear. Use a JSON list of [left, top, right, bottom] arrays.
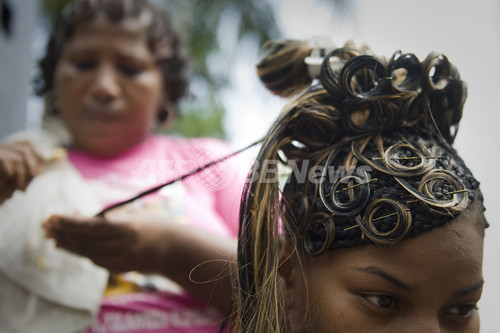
[[278, 236, 309, 330], [155, 99, 178, 129], [278, 236, 295, 286], [278, 236, 304, 307]]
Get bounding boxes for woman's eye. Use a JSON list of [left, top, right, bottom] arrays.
[[363, 294, 398, 309], [72, 60, 95, 71], [119, 64, 143, 77], [445, 303, 478, 318]]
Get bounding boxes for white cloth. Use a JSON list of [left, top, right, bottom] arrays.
[[0, 130, 109, 333]]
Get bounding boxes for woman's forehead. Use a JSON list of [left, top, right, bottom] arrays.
[[61, 18, 153, 58], [71, 16, 149, 41], [317, 208, 484, 281]]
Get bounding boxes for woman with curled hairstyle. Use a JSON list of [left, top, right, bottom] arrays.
[[0, 1, 244, 332], [228, 39, 488, 332]]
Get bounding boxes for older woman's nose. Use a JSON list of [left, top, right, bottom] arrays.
[[90, 64, 121, 103]]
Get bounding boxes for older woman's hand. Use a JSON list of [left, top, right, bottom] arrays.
[[43, 206, 237, 312], [0, 141, 43, 204], [43, 207, 170, 273]]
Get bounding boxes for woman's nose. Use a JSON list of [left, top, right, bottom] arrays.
[[91, 64, 121, 103], [402, 315, 442, 333]]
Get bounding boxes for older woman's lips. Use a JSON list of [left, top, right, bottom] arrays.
[[85, 110, 122, 122]]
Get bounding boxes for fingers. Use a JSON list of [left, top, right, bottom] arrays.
[[43, 214, 139, 272], [0, 141, 44, 203], [3, 141, 43, 184], [0, 180, 16, 203], [43, 215, 137, 252], [44, 214, 133, 239], [43, 207, 168, 273], [21, 142, 44, 184]]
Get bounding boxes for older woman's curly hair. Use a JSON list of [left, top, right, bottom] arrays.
[[228, 39, 486, 332], [34, 0, 188, 124]]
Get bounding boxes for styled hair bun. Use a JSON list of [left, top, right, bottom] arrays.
[[257, 40, 467, 143], [318, 49, 466, 143], [256, 40, 312, 97]]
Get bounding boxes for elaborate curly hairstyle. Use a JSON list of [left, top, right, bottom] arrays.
[[230, 40, 486, 332], [34, 0, 188, 124]]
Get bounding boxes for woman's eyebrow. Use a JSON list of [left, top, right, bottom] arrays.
[[64, 47, 97, 56], [117, 53, 148, 63], [353, 265, 411, 291], [455, 280, 484, 297]]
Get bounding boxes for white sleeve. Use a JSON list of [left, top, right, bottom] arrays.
[[0, 157, 109, 332]]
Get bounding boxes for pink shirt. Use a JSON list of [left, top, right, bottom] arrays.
[[68, 135, 245, 333]]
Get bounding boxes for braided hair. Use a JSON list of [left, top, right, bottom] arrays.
[[230, 40, 486, 332], [34, 0, 188, 124]]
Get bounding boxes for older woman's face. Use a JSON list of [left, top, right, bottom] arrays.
[[54, 17, 163, 156], [284, 206, 484, 332]]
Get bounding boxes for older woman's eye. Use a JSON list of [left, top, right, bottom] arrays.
[[445, 303, 478, 318], [363, 294, 399, 309], [119, 64, 143, 77], [72, 60, 96, 71]]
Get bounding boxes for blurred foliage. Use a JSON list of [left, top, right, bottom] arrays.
[[40, 0, 68, 22], [166, 98, 226, 139], [164, 0, 278, 84], [39, 0, 347, 139], [159, 0, 279, 139]]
